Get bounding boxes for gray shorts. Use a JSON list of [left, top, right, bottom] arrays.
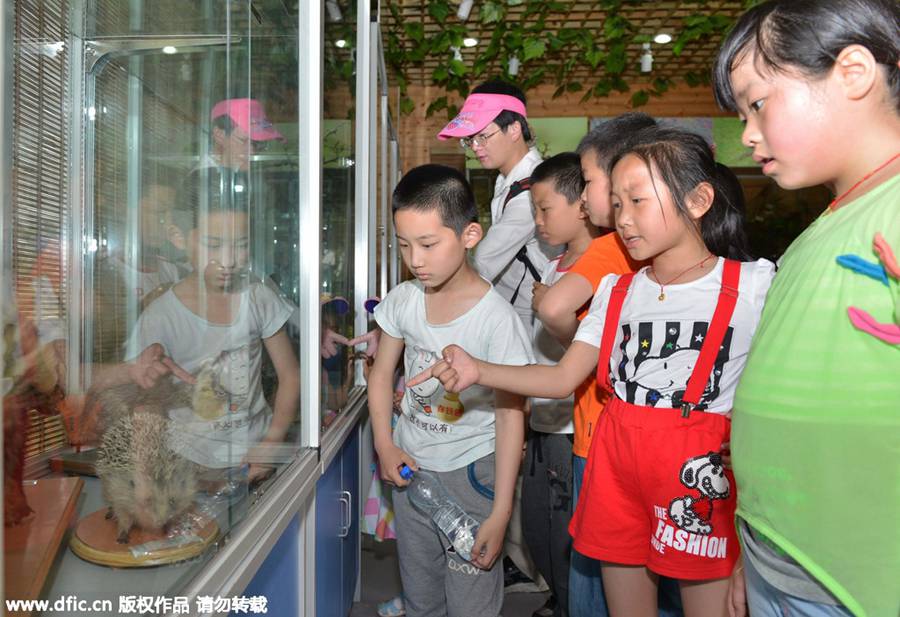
[[393, 453, 502, 617]]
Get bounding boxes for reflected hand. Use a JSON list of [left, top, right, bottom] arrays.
[[128, 343, 195, 389], [470, 513, 506, 570], [321, 328, 350, 359], [247, 463, 275, 485], [347, 328, 381, 358], [532, 282, 548, 312], [406, 345, 479, 393]]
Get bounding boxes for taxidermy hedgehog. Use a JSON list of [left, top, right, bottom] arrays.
[[93, 360, 230, 543], [96, 409, 198, 543]]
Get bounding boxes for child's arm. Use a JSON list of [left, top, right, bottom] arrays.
[[409, 341, 598, 400], [471, 389, 525, 570], [248, 327, 300, 482], [261, 327, 300, 443], [367, 331, 417, 486], [536, 273, 594, 345], [91, 343, 196, 390]]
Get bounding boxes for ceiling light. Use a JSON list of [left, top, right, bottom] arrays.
[[162, 45, 177, 54], [457, 0, 474, 21], [653, 33, 672, 44], [640, 43, 653, 73], [335, 39, 347, 48], [508, 55, 520, 76], [463, 37, 478, 48]]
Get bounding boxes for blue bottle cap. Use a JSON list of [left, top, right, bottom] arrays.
[[399, 464, 414, 480]]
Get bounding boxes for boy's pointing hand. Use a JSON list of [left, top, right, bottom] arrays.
[[406, 345, 480, 393]]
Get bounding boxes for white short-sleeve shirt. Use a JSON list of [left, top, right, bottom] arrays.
[[375, 280, 534, 471], [125, 281, 293, 467]]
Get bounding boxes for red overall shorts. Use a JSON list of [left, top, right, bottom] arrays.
[[568, 260, 741, 580]]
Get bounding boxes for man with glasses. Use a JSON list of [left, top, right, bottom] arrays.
[[205, 98, 285, 172], [437, 81, 558, 606], [438, 81, 558, 336]]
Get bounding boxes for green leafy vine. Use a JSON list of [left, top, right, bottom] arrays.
[[383, 0, 744, 117]]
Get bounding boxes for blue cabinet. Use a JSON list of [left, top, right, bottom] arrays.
[[238, 515, 300, 616], [316, 428, 360, 617]]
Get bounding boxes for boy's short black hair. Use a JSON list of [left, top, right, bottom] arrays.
[[172, 167, 249, 233], [530, 152, 584, 204], [577, 113, 658, 171], [392, 164, 478, 235], [471, 80, 533, 142]]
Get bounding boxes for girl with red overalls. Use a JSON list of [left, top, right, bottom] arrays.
[[409, 127, 775, 617]]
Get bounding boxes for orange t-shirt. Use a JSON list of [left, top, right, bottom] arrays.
[[568, 232, 639, 457]]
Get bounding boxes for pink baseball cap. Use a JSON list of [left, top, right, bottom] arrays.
[[211, 98, 285, 142], [437, 93, 527, 140]]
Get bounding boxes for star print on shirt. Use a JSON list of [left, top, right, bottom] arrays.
[[614, 320, 735, 408]]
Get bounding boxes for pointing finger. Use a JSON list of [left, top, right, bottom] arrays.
[[329, 331, 351, 345], [405, 366, 434, 388], [162, 357, 197, 385]]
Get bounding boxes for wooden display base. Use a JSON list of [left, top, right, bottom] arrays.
[[69, 508, 219, 568], [5, 477, 84, 617]]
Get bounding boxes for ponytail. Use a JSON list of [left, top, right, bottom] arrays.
[[708, 163, 754, 261]]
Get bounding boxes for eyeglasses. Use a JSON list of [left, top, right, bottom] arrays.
[[231, 130, 269, 152], [460, 128, 501, 150]]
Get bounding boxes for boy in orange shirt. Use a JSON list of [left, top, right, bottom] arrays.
[[535, 113, 684, 617]]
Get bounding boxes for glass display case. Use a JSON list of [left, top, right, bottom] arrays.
[[321, 0, 358, 428], [2, 0, 397, 612]]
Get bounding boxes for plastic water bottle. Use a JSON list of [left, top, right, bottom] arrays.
[[400, 465, 481, 561]]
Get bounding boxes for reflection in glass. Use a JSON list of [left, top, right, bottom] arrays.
[[321, 0, 358, 427], [5, 0, 304, 604]]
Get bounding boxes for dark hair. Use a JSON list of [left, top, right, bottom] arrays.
[[577, 113, 658, 170], [392, 164, 478, 235], [471, 80, 533, 142], [713, 0, 900, 112], [172, 167, 250, 233], [212, 114, 236, 135], [530, 152, 585, 204], [610, 127, 753, 261]]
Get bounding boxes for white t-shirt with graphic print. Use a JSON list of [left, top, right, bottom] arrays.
[[574, 258, 775, 414], [375, 279, 534, 472], [125, 281, 293, 468]]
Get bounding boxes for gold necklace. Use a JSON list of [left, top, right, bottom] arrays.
[[649, 254, 715, 301]]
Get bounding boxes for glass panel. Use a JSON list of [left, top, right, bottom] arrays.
[[321, 0, 357, 430], [4, 0, 304, 606]]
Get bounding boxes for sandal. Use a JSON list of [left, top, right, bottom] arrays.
[[376, 594, 405, 617]]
